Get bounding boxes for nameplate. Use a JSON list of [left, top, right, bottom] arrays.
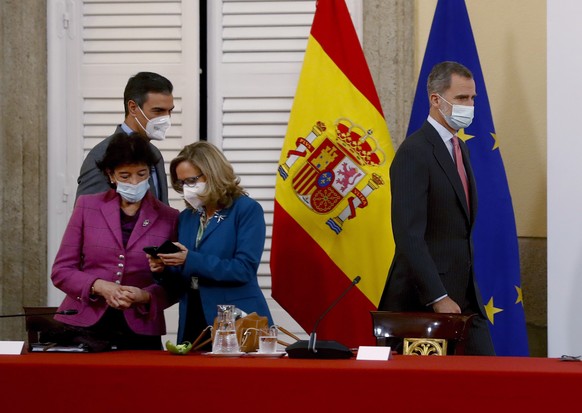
[[356, 346, 391, 361], [0, 341, 24, 355]]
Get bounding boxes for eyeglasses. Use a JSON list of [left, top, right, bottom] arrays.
[[175, 173, 204, 191]]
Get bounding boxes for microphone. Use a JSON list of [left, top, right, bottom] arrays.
[[286, 276, 361, 359], [0, 309, 78, 318]]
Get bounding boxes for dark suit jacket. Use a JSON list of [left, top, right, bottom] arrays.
[[75, 125, 169, 204], [51, 190, 179, 335], [379, 121, 486, 318]]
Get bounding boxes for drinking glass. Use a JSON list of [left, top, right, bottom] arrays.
[[258, 326, 278, 354]]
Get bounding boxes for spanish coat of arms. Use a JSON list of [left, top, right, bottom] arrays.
[[278, 118, 385, 234]]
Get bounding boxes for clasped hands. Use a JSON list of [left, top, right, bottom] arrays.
[[147, 241, 188, 273], [92, 279, 150, 310]]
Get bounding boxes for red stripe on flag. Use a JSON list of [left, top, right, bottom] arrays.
[[311, 0, 384, 117], [271, 200, 376, 347], [294, 167, 317, 195]]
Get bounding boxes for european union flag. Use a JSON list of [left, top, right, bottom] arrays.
[[408, 0, 528, 356]]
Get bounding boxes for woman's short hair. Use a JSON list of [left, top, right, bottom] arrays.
[[97, 132, 159, 186], [170, 141, 247, 209]]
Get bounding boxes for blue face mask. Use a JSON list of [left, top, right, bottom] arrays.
[[116, 179, 150, 203]]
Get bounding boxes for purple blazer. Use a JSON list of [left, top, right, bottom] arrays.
[[51, 190, 179, 335]]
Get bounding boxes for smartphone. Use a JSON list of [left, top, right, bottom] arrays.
[[156, 240, 181, 254], [143, 240, 180, 258], [143, 246, 160, 258]]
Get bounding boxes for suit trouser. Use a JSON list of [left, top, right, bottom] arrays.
[[463, 313, 495, 355]]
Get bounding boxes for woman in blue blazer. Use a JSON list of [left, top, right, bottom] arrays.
[[150, 142, 273, 344]]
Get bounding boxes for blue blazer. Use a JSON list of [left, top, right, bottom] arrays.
[[172, 195, 273, 342]]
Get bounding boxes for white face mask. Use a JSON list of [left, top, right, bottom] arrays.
[[183, 182, 206, 210], [437, 94, 474, 130], [116, 179, 150, 203], [135, 106, 171, 141]]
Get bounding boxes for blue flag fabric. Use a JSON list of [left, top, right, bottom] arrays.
[[408, 0, 528, 356]]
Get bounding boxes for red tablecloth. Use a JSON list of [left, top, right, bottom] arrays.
[[1, 351, 581, 412]]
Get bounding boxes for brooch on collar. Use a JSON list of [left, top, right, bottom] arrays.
[[196, 209, 227, 223]]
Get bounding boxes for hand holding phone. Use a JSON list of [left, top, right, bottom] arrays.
[[143, 246, 159, 257], [143, 240, 181, 258]]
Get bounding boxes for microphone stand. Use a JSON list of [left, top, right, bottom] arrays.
[[285, 276, 361, 359], [307, 276, 361, 354]]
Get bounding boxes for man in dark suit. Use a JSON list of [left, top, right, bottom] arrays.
[[76, 72, 174, 204], [378, 61, 495, 355]]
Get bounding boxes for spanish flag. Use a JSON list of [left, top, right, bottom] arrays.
[[271, 0, 395, 348]]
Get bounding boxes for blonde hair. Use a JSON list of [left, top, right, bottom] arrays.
[[170, 141, 247, 209]]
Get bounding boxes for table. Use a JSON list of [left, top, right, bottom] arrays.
[[1, 351, 581, 412]]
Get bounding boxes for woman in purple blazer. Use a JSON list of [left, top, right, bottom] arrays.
[[51, 133, 179, 350], [150, 142, 273, 345]]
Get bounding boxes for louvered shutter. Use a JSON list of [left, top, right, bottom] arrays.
[[79, 0, 200, 208], [47, 0, 200, 314], [207, 0, 362, 336]]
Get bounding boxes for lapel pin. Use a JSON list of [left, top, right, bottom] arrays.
[[142, 219, 150, 227]]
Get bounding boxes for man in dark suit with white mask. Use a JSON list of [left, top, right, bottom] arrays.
[[378, 61, 495, 355], [76, 72, 174, 205]]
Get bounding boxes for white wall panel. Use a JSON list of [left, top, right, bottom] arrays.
[[547, 0, 582, 357]]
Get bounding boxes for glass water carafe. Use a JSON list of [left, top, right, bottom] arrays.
[[212, 304, 240, 353]]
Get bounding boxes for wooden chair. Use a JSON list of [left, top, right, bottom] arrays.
[[370, 311, 476, 355], [23, 307, 111, 352], [23, 306, 68, 349]]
